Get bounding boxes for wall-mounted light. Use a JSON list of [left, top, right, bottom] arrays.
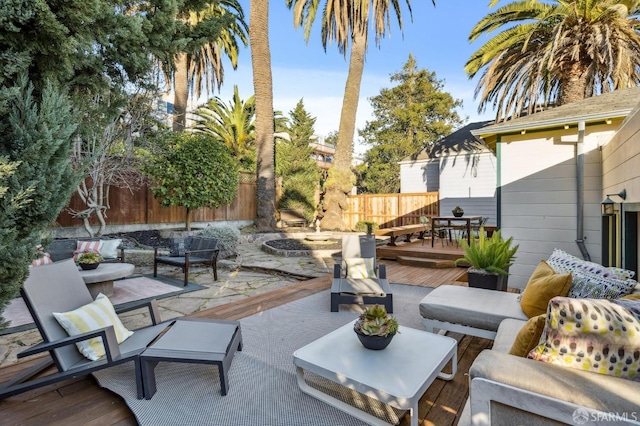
[[520, 129, 526, 135], [563, 124, 570, 130], [602, 189, 626, 216], [606, 119, 612, 125]]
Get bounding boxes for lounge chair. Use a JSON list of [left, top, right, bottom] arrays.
[[0, 259, 168, 400], [154, 236, 219, 286], [330, 234, 393, 313]]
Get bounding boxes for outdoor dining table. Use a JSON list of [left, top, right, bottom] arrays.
[[431, 215, 482, 246]]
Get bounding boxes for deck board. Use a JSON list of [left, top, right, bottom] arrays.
[[0, 261, 488, 426]]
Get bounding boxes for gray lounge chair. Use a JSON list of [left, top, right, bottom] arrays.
[[154, 236, 219, 286], [330, 235, 393, 313], [0, 259, 168, 400]]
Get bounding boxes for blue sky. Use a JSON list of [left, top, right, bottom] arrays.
[[207, 0, 501, 154]]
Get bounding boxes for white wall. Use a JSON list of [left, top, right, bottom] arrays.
[[499, 126, 613, 290], [439, 151, 497, 224], [399, 160, 439, 193]]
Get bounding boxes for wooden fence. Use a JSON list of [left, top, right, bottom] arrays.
[[55, 179, 257, 228], [343, 192, 439, 230]]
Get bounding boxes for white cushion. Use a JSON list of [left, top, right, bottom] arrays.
[[99, 239, 121, 259], [345, 257, 376, 279], [53, 293, 133, 360]]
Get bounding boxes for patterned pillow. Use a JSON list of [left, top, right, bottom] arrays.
[[528, 297, 640, 381], [53, 293, 133, 360], [345, 258, 376, 279], [547, 248, 635, 280], [73, 240, 104, 260], [31, 253, 52, 267], [568, 270, 636, 299], [169, 238, 187, 257]]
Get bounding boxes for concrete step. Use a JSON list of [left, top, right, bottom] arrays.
[[396, 256, 456, 269]]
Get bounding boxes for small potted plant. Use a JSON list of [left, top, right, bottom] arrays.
[[455, 228, 518, 291], [76, 251, 103, 270], [452, 206, 464, 217], [353, 305, 399, 350]]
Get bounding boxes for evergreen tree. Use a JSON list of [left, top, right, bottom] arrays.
[[0, 78, 80, 326], [276, 99, 320, 222], [359, 55, 463, 193]]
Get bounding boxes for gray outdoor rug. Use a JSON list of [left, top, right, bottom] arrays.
[[92, 284, 434, 426]]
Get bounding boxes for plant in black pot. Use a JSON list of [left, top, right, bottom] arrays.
[[455, 228, 518, 291], [452, 206, 464, 217], [76, 252, 103, 270], [353, 305, 399, 350]]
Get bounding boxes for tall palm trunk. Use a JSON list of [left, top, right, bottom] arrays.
[[558, 62, 589, 106], [250, 0, 276, 230], [321, 30, 366, 230], [173, 52, 189, 131]]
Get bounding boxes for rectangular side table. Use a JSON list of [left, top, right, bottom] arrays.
[[293, 323, 457, 426], [140, 318, 242, 399]]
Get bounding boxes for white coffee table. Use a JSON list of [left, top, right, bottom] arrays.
[[293, 322, 457, 426]]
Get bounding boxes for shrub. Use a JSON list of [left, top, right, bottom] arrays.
[[354, 221, 379, 234], [455, 229, 518, 275], [198, 226, 241, 259]]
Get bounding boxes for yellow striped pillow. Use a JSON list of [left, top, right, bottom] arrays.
[[53, 294, 133, 360]]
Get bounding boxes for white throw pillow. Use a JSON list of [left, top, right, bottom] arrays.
[[53, 293, 133, 360], [99, 239, 122, 259], [345, 258, 376, 279]]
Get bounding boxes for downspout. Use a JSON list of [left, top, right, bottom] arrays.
[[576, 120, 591, 261]]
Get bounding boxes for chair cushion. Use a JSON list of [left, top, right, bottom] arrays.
[[520, 260, 572, 317], [99, 239, 121, 259], [73, 240, 104, 260], [169, 238, 188, 256], [528, 297, 640, 381], [53, 293, 133, 360], [568, 269, 637, 299], [345, 257, 376, 279], [508, 314, 546, 357]]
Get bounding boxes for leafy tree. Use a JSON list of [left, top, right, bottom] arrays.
[[250, 0, 277, 230], [276, 99, 320, 222], [466, 0, 640, 122], [359, 55, 463, 193], [169, 0, 249, 131], [192, 85, 256, 171], [0, 78, 80, 326], [286, 0, 433, 230], [144, 132, 238, 230]]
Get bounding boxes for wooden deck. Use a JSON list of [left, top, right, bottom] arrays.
[[0, 262, 489, 426]]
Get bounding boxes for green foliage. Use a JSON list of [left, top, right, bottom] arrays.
[[455, 229, 519, 275], [0, 78, 80, 327], [276, 99, 320, 222], [144, 132, 239, 230], [76, 252, 103, 264], [354, 221, 379, 234], [198, 225, 241, 259], [452, 206, 464, 214], [359, 55, 463, 193], [192, 85, 256, 171], [466, 0, 640, 121], [354, 305, 399, 337]]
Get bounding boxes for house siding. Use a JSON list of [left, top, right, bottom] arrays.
[[499, 127, 610, 290], [399, 159, 439, 193], [439, 151, 497, 224]]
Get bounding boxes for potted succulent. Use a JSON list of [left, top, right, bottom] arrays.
[[353, 305, 399, 350], [455, 228, 518, 291], [76, 252, 103, 270], [452, 206, 464, 217]]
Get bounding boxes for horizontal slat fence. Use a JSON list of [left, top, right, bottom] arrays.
[[344, 192, 439, 229], [55, 177, 256, 227]]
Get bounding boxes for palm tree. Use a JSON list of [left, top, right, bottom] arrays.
[[286, 0, 426, 230], [192, 85, 256, 171], [172, 0, 248, 131], [466, 0, 640, 122], [250, 0, 277, 229]]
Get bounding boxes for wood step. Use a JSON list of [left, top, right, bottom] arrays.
[[397, 256, 456, 268]]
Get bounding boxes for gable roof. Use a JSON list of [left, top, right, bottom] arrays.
[[399, 121, 493, 163], [471, 86, 640, 138]]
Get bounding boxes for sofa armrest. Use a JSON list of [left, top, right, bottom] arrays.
[[469, 350, 640, 425]]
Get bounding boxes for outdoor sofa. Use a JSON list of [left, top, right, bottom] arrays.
[[420, 249, 640, 425]]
